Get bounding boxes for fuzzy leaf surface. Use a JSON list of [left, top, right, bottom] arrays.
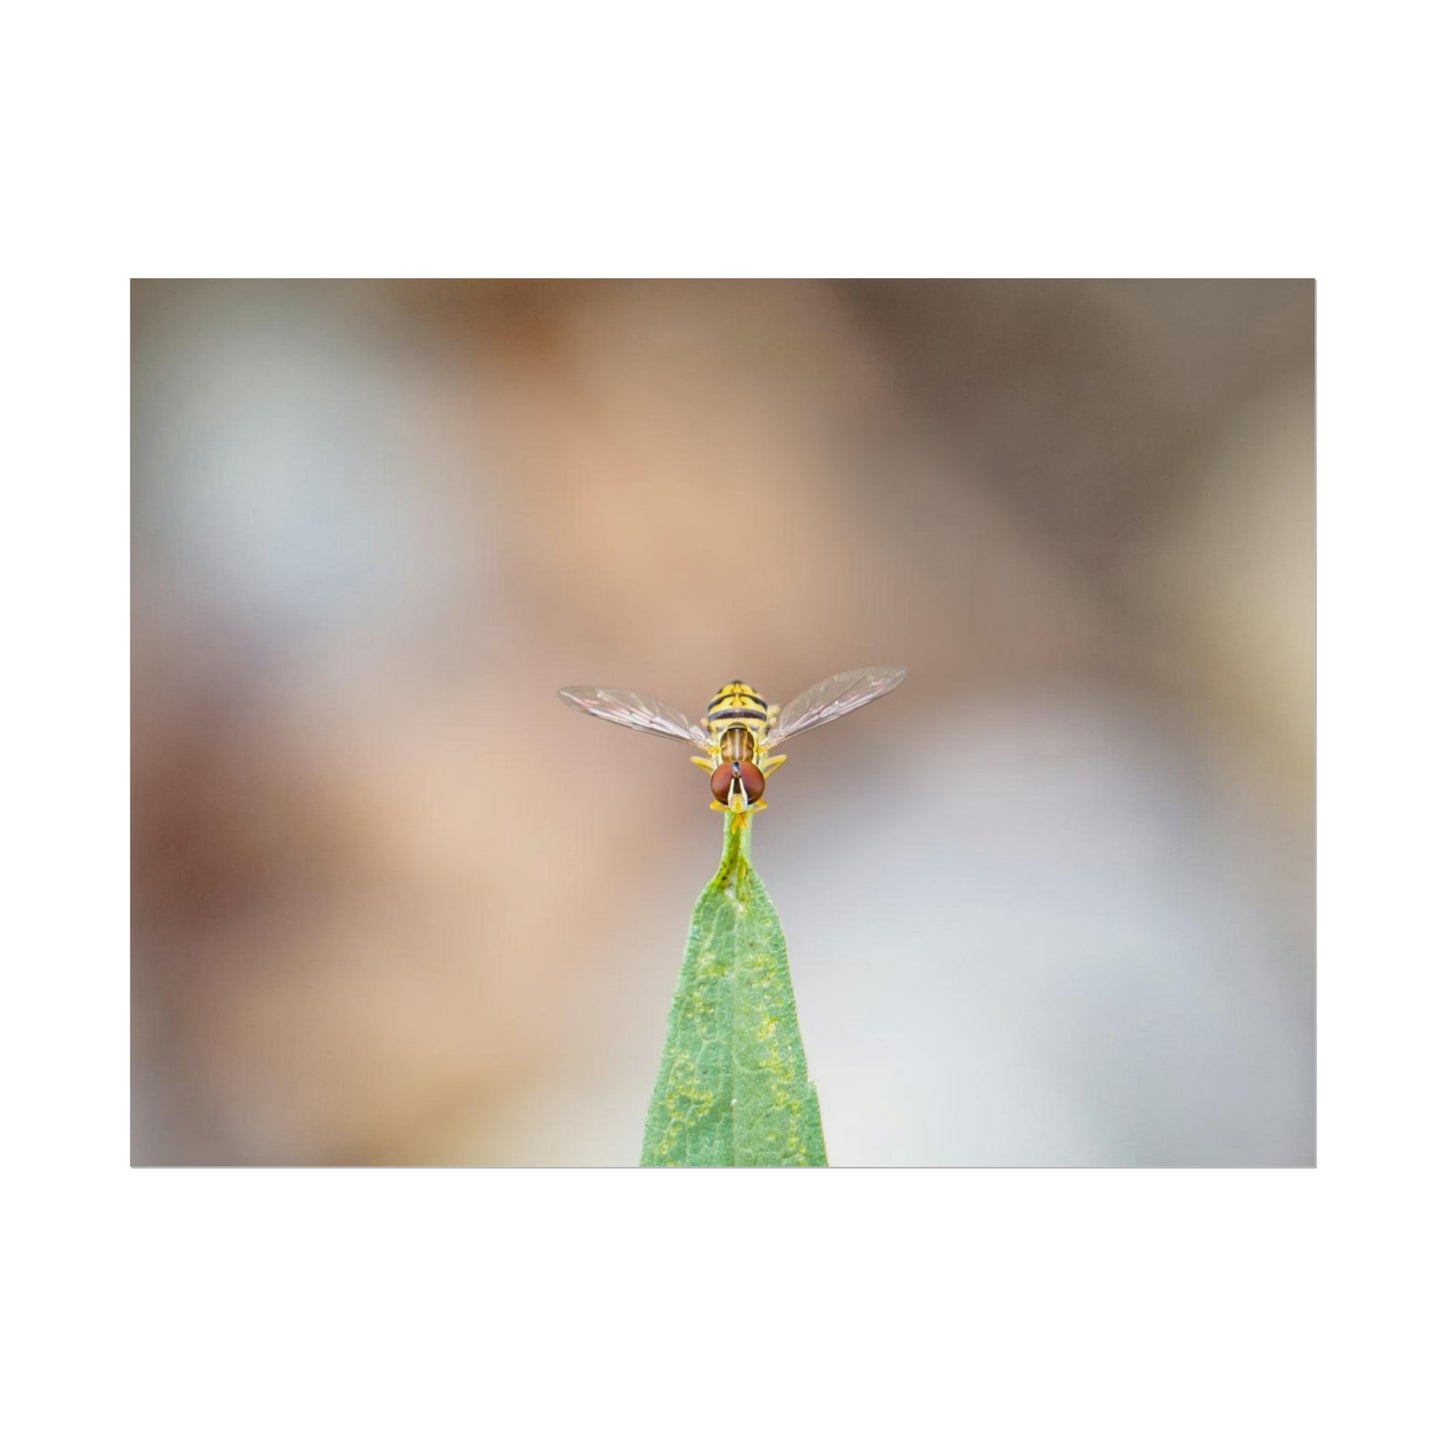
[[641, 822, 826, 1167]]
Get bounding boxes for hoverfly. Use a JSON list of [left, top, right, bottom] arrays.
[[558, 666, 906, 815]]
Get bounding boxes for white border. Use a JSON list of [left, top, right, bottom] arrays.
[[5, 4, 1439, 1439]]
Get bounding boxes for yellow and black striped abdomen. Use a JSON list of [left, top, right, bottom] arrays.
[[705, 680, 775, 751]]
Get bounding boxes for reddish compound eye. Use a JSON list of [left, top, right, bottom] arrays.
[[710, 760, 767, 805], [737, 760, 765, 801], [709, 763, 734, 804]]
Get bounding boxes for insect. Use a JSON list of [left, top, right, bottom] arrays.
[[558, 666, 907, 815]]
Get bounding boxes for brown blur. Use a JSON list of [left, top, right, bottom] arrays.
[[131, 279, 1314, 1166]]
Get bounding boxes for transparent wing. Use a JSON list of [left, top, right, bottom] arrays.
[[769, 666, 907, 744], [557, 686, 708, 747]]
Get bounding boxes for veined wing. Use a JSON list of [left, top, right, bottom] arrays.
[[769, 666, 907, 744], [558, 686, 709, 747]]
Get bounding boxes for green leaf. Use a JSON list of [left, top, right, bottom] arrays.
[[641, 818, 827, 1167]]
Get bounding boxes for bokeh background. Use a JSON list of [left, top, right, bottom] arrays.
[[131, 279, 1314, 1166]]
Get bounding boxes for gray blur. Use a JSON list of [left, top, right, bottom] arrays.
[[132, 279, 1314, 1166]]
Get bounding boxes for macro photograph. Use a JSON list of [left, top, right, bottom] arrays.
[[130, 278, 1315, 1168]]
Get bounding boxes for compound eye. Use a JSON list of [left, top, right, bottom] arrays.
[[736, 760, 766, 802], [710, 763, 735, 804], [709, 760, 767, 805]]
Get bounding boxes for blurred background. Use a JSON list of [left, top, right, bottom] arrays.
[[131, 279, 1314, 1166]]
